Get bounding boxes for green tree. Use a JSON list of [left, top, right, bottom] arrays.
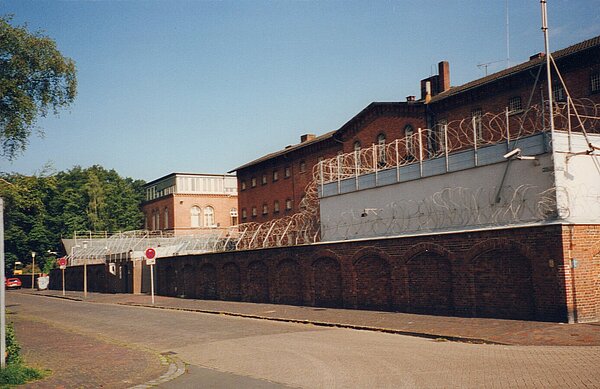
[[0, 15, 77, 160], [1, 165, 145, 274]]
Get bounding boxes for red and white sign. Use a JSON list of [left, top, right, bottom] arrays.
[[144, 248, 156, 260], [57, 257, 67, 269], [145, 248, 156, 265]]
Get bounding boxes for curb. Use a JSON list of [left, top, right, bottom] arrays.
[[118, 302, 505, 345], [129, 353, 186, 389]]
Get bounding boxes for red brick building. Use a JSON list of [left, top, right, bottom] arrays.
[[142, 173, 238, 235], [232, 36, 600, 221]]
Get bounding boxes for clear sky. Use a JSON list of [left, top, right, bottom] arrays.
[[2, 0, 599, 182]]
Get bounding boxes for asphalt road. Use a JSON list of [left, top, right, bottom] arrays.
[[8, 292, 600, 388]]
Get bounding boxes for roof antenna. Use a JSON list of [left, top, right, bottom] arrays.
[[506, 0, 510, 68]]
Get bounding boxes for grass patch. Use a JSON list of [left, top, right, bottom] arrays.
[[0, 363, 48, 387]]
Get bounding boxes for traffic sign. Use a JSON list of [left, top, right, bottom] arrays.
[[144, 248, 156, 260], [57, 257, 67, 267]]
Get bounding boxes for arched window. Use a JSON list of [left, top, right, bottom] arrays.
[[377, 133, 386, 166], [204, 206, 215, 227], [191, 206, 201, 228]]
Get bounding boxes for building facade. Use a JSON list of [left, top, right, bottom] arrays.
[[142, 173, 238, 235]]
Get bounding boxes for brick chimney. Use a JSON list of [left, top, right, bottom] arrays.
[[300, 134, 316, 143], [438, 61, 450, 93]]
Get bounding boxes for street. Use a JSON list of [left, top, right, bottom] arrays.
[[8, 292, 600, 388]]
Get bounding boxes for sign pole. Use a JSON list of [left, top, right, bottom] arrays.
[[150, 264, 155, 305], [62, 268, 65, 296], [144, 248, 157, 305]]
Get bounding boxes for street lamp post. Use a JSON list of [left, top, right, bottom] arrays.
[[31, 251, 36, 290]]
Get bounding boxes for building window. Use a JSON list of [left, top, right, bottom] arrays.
[[251, 206, 257, 217], [553, 83, 566, 102], [284, 166, 291, 178], [272, 170, 279, 182], [377, 133, 386, 167], [404, 125, 414, 159], [436, 119, 447, 152], [241, 180, 246, 191], [274, 200, 280, 213], [191, 206, 201, 228], [241, 208, 247, 220], [251, 177, 257, 187], [299, 161, 306, 173], [591, 72, 600, 93], [285, 198, 292, 211], [262, 203, 268, 215], [164, 208, 169, 229], [261, 174, 267, 185], [204, 206, 215, 227], [230, 208, 238, 225], [508, 96, 522, 113], [354, 141, 361, 153]]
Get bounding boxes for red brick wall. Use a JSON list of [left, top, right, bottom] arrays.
[[237, 141, 340, 223], [153, 224, 584, 322]]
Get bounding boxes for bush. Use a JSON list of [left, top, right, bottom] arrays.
[[5, 323, 21, 366]]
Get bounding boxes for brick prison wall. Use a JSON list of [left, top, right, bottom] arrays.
[[152, 224, 598, 323]]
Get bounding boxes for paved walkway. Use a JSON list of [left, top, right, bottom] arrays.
[[22, 289, 600, 346]]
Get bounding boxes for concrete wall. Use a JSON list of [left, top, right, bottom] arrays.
[[319, 150, 554, 241], [554, 132, 600, 223]]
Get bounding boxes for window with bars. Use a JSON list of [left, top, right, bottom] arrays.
[[591, 72, 600, 93], [377, 133, 386, 167], [508, 96, 522, 113]]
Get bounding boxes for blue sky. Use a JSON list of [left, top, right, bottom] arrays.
[[2, 0, 599, 182]]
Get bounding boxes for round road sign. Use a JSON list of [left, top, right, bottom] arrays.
[[57, 257, 67, 267], [145, 248, 156, 260]]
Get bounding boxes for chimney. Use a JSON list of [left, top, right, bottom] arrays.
[[438, 61, 450, 93], [300, 134, 316, 143], [406, 95, 416, 102], [529, 52, 545, 60], [424, 81, 432, 103]]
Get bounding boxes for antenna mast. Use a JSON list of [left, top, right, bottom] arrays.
[[506, 0, 510, 68], [541, 0, 555, 135]]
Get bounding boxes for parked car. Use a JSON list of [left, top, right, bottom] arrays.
[[5, 278, 22, 289]]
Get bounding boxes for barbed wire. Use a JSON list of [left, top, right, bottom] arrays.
[[229, 99, 600, 250]]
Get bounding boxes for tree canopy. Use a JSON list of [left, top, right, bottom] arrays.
[[0, 165, 145, 274], [0, 15, 77, 160]]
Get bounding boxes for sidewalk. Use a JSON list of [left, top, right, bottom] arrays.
[[23, 289, 600, 346]]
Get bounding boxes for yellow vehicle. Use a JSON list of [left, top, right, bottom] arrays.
[[13, 261, 23, 275]]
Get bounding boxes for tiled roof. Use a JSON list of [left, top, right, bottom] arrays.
[[430, 34, 600, 103], [229, 130, 336, 172]]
